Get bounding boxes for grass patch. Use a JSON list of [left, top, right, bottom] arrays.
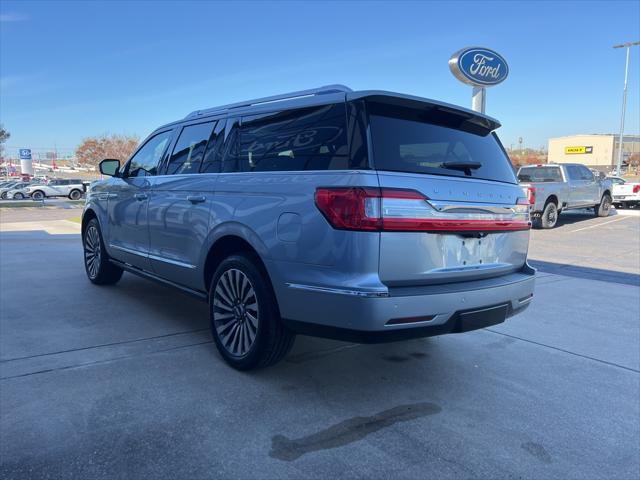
[[0, 201, 44, 208], [68, 216, 82, 224]]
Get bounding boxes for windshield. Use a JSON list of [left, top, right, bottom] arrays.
[[517, 167, 563, 183], [368, 103, 516, 184]]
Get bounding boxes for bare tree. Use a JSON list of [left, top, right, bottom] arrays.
[[75, 134, 140, 166], [0, 124, 10, 158]]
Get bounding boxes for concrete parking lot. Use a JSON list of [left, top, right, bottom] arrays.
[[1, 209, 638, 479]]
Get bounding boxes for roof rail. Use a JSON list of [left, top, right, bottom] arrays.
[[185, 84, 352, 119]]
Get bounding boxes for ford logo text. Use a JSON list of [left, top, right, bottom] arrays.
[[449, 47, 509, 87]]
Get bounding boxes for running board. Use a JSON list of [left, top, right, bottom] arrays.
[[109, 259, 208, 302]]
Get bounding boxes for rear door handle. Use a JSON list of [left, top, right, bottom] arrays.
[[134, 193, 148, 201], [187, 195, 206, 204]]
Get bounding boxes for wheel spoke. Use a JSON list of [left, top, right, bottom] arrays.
[[212, 267, 260, 357]]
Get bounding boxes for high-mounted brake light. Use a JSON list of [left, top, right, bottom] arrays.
[[315, 187, 531, 233]]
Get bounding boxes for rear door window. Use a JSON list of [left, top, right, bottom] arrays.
[[166, 122, 215, 175], [237, 103, 349, 172], [200, 120, 226, 173], [566, 166, 583, 181], [368, 102, 516, 184]]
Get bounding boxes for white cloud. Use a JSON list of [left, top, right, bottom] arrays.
[[0, 13, 28, 23]]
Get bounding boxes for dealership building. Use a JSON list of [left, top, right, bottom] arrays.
[[547, 134, 640, 170]]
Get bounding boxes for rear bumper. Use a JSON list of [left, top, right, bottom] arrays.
[[279, 264, 536, 343]]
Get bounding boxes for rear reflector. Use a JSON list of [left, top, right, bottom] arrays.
[[315, 187, 531, 233]]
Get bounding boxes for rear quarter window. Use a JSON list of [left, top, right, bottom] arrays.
[[367, 102, 517, 184], [236, 103, 350, 172]]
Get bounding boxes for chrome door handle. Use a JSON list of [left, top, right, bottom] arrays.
[[134, 193, 148, 201], [187, 195, 206, 204]]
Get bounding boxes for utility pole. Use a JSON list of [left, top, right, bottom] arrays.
[[613, 41, 640, 174]]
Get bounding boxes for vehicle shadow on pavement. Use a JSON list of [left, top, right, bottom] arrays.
[[529, 259, 640, 286]]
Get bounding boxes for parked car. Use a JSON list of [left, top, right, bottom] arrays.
[[25, 178, 85, 200], [608, 176, 640, 208], [82, 85, 535, 370], [6, 183, 39, 199], [517, 164, 613, 228], [1, 182, 30, 199]]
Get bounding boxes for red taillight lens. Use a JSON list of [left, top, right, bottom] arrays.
[[314, 187, 382, 231], [633, 185, 640, 194], [315, 187, 530, 232], [527, 186, 536, 205]]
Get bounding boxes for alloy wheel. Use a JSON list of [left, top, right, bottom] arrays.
[[213, 268, 259, 357], [84, 225, 101, 279]]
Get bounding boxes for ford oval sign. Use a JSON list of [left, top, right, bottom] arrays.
[[449, 47, 509, 87]]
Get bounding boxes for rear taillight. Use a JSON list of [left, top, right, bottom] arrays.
[[315, 187, 531, 232], [526, 186, 535, 205], [633, 185, 640, 194]]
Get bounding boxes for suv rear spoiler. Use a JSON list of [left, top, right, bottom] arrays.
[[348, 91, 501, 135]]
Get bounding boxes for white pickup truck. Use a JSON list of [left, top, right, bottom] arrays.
[[517, 163, 613, 228], [608, 176, 640, 208]]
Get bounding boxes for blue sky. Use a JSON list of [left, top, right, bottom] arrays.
[[1, 0, 639, 157]]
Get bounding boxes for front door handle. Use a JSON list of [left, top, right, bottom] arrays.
[[134, 193, 148, 201], [187, 195, 206, 204]]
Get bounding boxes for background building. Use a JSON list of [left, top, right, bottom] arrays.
[[548, 134, 640, 171]]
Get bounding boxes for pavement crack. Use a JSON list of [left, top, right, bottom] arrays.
[[0, 340, 213, 380], [485, 329, 639, 373], [0, 328, 210, 363]]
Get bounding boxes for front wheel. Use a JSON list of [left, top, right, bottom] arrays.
[[13, 193, 24, 200], [209, 253, 295, 370], [31, 190, 45, 200], [595, 194, 612, 217], [83, 218, 123, 285]]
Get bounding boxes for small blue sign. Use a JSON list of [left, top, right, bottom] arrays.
[[449, 47, 509, 87], [19, 148, 32, 160]]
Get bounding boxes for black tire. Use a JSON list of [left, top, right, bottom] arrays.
[[209, 253, 295, 370], [13, 193, 24, 200], [69, 189, 82, 200], [31, 190, 45, 200], [595, 194, 612, 217], [0, 192, 6, 200], [540, 201, 559, 229], [83, 218, 123, 285]]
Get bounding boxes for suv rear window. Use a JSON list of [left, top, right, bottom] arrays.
[[368, 103, 516, 184], [517, 167, 562, 182]]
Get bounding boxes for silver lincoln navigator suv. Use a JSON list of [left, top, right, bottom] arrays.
[[82, 85, 535, 370]]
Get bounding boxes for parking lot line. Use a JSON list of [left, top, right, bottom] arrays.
[[568, 215, 630, 233]]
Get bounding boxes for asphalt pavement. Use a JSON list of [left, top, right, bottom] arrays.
[[1, 209, 638, 479]]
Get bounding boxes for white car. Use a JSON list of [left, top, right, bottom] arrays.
[[25, 179, 86, 200], [609, 176, 640, 208]]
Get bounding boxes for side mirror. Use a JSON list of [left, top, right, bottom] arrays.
[[99, 159, 121, 177]]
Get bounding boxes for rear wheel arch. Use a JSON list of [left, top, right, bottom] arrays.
[[203, 235, 274, 298], [544, 195, 559, 207]]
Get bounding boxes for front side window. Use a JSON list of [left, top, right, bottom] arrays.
[[236, 103, 349, 172], [166, 122, 215, 175], [368, 102, 516, 184], [127, 131, 172, 177], [579, 166, 594, 181]]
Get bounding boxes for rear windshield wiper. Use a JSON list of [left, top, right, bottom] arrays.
[[441, 160, 482, 174]]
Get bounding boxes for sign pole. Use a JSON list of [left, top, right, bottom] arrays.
[[471, 86, 486, 114]]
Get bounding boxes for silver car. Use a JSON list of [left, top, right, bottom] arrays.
[[82, 85, 535, 370]]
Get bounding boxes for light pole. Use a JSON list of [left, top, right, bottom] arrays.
[[613, 41, 640, 174]]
